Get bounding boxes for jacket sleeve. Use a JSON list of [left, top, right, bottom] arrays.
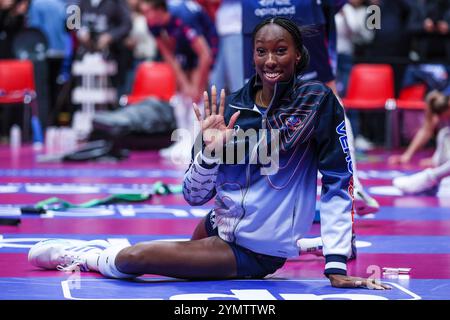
[[314, 89, 354, 276], [182, 134, 219, 206]]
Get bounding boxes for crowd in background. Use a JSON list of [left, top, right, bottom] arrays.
[[1, 0, 450, 148]]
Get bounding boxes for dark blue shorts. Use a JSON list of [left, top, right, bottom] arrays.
[[205, 210, 286, 279]]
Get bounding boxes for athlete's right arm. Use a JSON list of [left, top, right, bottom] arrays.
[[183, 150, 219, 206], [183, 87, 240, 206]]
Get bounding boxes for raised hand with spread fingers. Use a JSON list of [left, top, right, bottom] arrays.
[[193, 85, 241, 155]]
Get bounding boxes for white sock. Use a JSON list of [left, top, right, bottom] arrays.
[[97, 245, 138, 279], [297, 237, 323, 252], [86, 252, 101, 272]]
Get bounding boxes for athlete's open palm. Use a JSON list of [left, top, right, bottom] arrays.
[[193, 85, 240, 153]]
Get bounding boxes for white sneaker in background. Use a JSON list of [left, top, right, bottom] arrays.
[[355, 135, 375, 151], [28, 239, 110, 272], [159, 138, 192, 165], [354, 187, 380, 216], [393, 169, 439, 194]]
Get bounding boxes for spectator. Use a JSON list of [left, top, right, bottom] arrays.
[[208, 0, 244, 94], [195, 0, 220, 21], [359, 0, 412, 145], [407, 0, 450, 60], [365, 0, 412, 92], [27, 0, 70, 126], [121, 0, 158, 96], [76, 0, 132, 100], [336, 0, 375, 151], [0, 0, 29, 59], [139, 0, 217, 161]]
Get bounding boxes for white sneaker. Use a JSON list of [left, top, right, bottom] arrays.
[[393, 169, 439, 194], [159, 141, 178, 158], [28, 239, 111, 272], [354, 187, 380, 216], [355, 135, 375, 151]]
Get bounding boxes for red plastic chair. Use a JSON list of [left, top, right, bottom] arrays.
[[122, 62, 176, 105], [395, 83, 427, 110], [0, 59, 38, 141], [386, 83, 428, 149], [342, 64, 395, 110]]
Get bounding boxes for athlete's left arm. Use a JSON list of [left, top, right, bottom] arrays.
[[315, 90, 391, 290], [315, 89, 354, 277]]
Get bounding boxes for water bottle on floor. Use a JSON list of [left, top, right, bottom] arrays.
[[10, 125, 21, 151]]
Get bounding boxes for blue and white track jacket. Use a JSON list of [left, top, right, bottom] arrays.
[[183, 75, 354, 276]]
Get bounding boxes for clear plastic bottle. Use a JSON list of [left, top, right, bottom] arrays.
[[10, 124, 21, 150]]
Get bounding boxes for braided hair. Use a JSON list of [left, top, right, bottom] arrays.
[[252, 17, 310, 76]]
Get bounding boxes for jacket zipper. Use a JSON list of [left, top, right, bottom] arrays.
[[232, 85, 279, 241]]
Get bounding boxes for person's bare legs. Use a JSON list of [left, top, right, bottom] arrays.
[[191, 215, 209, 240], [115, 236, 237, 279], [28, 217, 236, 280]]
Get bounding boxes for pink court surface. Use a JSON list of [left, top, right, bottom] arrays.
[[1, 144, 450, 300]]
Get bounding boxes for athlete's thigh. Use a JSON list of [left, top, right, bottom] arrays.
[[191, 215, 209, 240], [120, 236, 237, 279]]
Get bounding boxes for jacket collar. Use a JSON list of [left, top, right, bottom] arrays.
[[237, 73, 297, 110]]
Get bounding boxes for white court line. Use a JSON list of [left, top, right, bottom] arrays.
[[60, 278, 421, 300]]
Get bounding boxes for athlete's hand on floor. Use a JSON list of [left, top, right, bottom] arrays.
[[328, 274, 391, 290], [388, 154, 411, 165], [193, 85, 240, 153], [419, 157, 435, 167]]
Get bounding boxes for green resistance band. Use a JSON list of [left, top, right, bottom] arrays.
[[33, 182, 183, 211]]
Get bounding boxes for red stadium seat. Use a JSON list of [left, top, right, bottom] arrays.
[[341, 64, 396, 148], [0, 59, 38, 141], [342, 64, 395, 110], [122, 62, 176, 105], [395, 83, 427, 110], [386, 83, 428, 149]]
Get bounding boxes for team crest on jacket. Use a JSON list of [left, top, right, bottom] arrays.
[[285, 115, 301, 130], [272, 109, 315, 151]]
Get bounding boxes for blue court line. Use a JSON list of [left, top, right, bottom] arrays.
[[0, 204, 213, 219], [0, 168, 419, 179], [0, 168, 183, 178], [0, 168, 408, 178], [355, 236, 450, 254], [3, 234, 450, 254], [0, 183, 181, 195], [1, 277, 442, 300], [0, 234, 190, 253], [3, 204, 449, 221], [363, 207, 450, 221]]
